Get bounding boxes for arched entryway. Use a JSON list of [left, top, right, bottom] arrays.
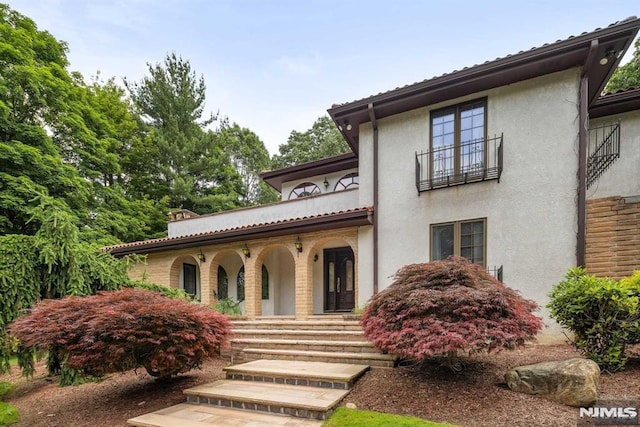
[[169, 255, 202, 300], [308, 236, 358, 314], [256, 245, 296, 316]]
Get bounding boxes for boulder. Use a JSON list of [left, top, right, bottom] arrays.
[[505, 358, 600, 407]]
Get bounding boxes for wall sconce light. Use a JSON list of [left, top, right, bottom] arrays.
[[599, 47, 617, 65], [197, 249, 206, 263], [295, 237, 303, 253], [242, 243, 251, 258], [323, 177, 329, 189]]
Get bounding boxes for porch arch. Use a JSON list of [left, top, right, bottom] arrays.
[[209, 249, 244, 310], [169, 255, 202, 300], [253, 243, 297, 316]]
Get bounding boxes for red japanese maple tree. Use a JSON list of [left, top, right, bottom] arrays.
[[361, 257, 543, 367], [9, 288, 231, 379]]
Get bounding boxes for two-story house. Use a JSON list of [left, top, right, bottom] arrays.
[[107, 17, 640, 339]]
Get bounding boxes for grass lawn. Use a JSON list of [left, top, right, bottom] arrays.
[[324, 407, 458, 427]]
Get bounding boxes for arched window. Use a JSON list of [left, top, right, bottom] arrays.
[[237, 265, 269, 301], [289, 182, 321, 200], [237, 267, 244, 302], [217, 266, 228, 299], [334, 173, 359, 191]]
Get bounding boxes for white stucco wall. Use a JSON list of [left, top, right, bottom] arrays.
[[280, 168, 359, 200], [168, 188, 360, 238], [588, 109, 640, 199], [357, 69, 582, 337]]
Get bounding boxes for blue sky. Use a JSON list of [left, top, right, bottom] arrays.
[[7, 0, 640, 154]]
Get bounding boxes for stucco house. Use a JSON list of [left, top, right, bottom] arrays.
[[107, 18, 640, 340]]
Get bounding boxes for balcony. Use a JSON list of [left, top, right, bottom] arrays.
[[587, 121, 620, 188], [415, 134, 503, 193], [168, 188, 361, 238]]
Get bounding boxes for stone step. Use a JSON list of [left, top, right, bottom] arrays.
[[231, 328, 366, 341], [224, 359, 369, 390], [127, 403, 323, 426], [231, 320, 362, 331], [242, 348, 396, 368], [230, 338, 377, 353], [184, 380, 349, 420]]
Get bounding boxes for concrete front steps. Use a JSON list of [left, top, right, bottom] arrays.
[[224, 317, 397, 368], [128, 359, 369, 427]]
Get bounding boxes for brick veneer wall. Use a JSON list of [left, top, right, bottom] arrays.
[[586, 196, 640, 279]]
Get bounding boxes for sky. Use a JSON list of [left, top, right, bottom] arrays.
[[7, 0, 640, 155]]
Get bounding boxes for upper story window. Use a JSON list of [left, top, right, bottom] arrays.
[[289, 182, 321, 200], [431, 99, 486, 179], [416, 98, 502, 193], [334, 173, 359, 191]]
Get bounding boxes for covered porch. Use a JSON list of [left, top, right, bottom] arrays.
[[108, 207, 373, 319]]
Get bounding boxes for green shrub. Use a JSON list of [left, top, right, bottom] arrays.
[[0, 402, 19, 426], [548, 267, 640, 371], [125, 280, 195, 301], [0, 382, 14, 399], [211, 298, 242, 316], [324, 407, 457, 427]]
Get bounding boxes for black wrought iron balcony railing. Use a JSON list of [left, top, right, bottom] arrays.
[[487, 265, 503, 283], [415, 134, 503, 193], [587, 121, 620, 189]]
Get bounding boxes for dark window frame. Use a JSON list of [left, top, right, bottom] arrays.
[[182, 263, 198, 298], [217, 266, 228, 300], [236, 265, 269, 301], [430, 98, 487, 180], [430, 218, 487, 267], [334, 173, 359, 192], [288, 182, 321, 200]]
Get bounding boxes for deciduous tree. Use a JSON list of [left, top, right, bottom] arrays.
[[361, 257, 543, 369], [607, 39, 640, 92], [220, 123, 278, 206], [271, 116, 350, 168], [9, 288, 231, 383]]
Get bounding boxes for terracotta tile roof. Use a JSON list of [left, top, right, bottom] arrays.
[[105, 206, 374, 255]]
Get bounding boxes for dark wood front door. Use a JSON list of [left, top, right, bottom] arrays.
[[324, 247, 355, 312]]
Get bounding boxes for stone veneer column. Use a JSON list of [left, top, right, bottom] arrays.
[[243, 256, 261, 318], [199, 257, 211, 305], [294, 248, 312, 320]]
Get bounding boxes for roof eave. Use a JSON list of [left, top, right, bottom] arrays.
[[107, 208, 373, 256], [260, 152, 358, 191], [590, 88, 640, 118], [328, 18, 640, 153]]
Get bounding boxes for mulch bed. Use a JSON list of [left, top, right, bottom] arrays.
[[2, 344, 639, 426]]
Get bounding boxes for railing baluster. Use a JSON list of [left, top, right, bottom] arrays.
[[415, 134, 504, 192]]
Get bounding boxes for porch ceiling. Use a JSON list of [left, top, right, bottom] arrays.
[[105, 207, 373, 256]]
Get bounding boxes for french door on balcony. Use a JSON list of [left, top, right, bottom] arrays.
[[324, 247, 355, 312]]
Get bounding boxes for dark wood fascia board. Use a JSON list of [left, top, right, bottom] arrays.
[[328, 18, 640, 152], [107, 208, 373, 256], [590, 88, 640, 118], [260, 153, 358, 191]]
